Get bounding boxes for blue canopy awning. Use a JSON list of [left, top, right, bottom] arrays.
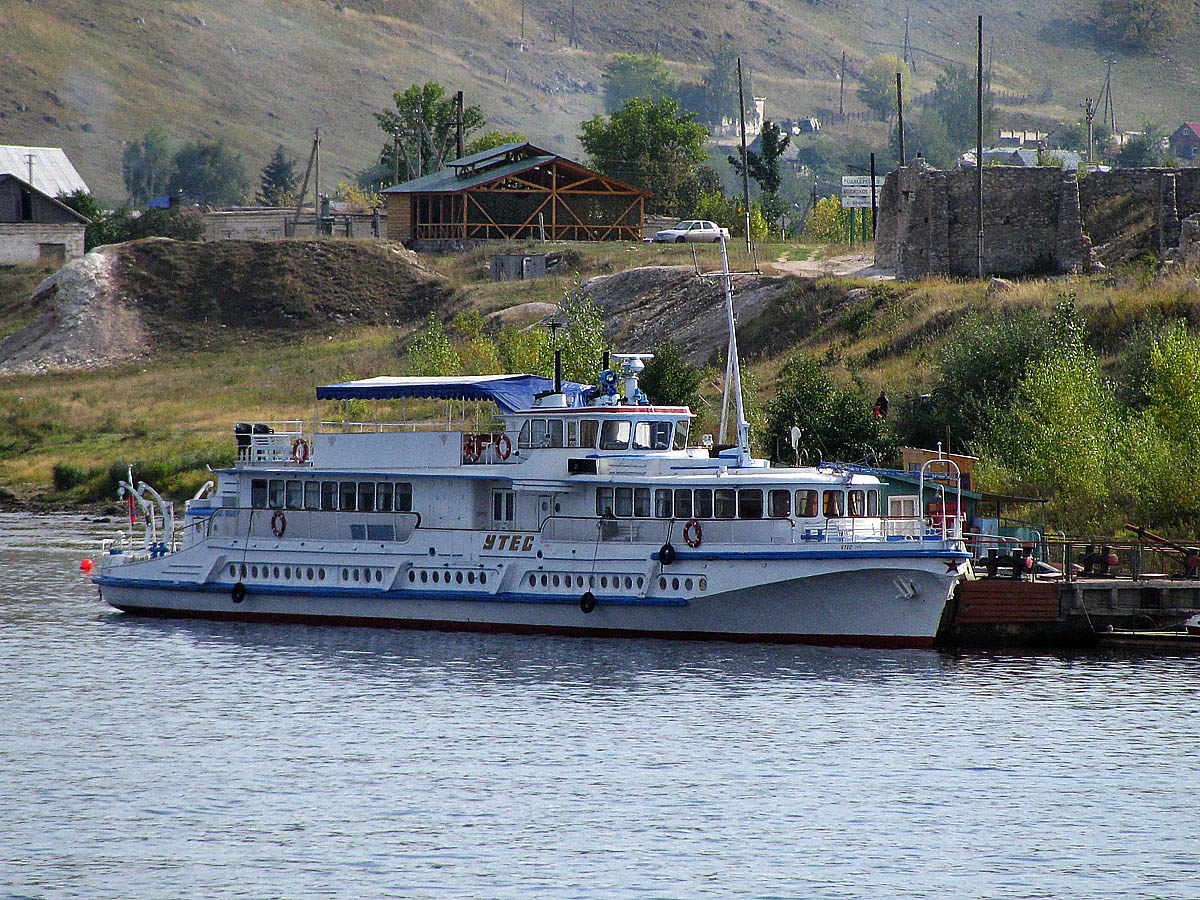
[[315, 375, 595, 415]]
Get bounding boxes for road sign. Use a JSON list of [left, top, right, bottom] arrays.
[[840, 175, 885, 208]]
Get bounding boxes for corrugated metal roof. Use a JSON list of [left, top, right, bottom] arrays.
[[0, 145, 89, 197], [446, 140, 536, 169], [382, 155, 557, 195]]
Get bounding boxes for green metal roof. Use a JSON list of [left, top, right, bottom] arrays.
[[446, 141, 535, 170], [382, 154, 556, 195]]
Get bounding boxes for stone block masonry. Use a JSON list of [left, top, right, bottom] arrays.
[[875, 160, 1091, 280], [0, 222, 85, 265]]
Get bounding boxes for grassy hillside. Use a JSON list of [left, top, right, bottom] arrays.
[[3, 0, 1198, 201]]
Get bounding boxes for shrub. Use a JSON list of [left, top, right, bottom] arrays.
[[51, 462, 86, 492]]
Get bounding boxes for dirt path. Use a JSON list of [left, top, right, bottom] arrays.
[[769, 250, 893, 280]]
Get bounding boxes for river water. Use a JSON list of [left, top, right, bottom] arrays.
[[2, 513, 1197, 899]]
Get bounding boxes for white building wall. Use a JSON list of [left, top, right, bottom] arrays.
[[0, 222, 85, 264]]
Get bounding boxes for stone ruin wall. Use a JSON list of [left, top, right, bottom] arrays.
[[877, 163, 1200, 280]]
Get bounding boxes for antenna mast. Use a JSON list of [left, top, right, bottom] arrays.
[[718, 237, 749, 465]]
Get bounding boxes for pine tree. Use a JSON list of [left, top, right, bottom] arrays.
[[257, 145, 299, 207]]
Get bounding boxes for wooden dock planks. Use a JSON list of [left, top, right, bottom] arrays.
[[955, 580, 1061, 623]]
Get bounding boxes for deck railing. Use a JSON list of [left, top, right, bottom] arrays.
[[540, 515, 959, 546]]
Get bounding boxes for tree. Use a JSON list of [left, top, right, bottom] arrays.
[[764, 353, 890, 464], [122, 126, 172, 204], [374, 82, 484, 182], [640, 341, 702, 409], [548, 284, 605, 385], [464, 130, 526, 156], [1094, 0, 1193, 50], [699, 43, 752, 125], [580, 97, 710, 214], [728, 120, 790, 220], [166, 139, 250, 206], [1118, 126, 1168, 167], [255, 146, 299, 207], [406, 313, 461, 376], [926, 65, 995, 150], [890, 108, 957, 169], [858, 54, 908, 121], [602, 53, 675, 112]]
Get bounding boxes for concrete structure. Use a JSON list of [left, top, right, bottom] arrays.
[[0, 173, 89, 264], [383, 142, 646, 245], [201, 204, 386, 242]]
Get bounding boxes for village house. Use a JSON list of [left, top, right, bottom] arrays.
[[1169, 123, 1200, 160], [0, 145, 90, 264]]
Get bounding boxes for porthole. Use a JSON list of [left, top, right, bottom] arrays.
[[672, 577, 680, 591], [600, 576, 608, 589], [353, 569, 360, 582], [240, 564, 247, 578], [456, 572, 463, 584], [273, 566, 280, 579], [431, 571, 439, 583], [342, 568, 349, 581], [589, 576, 596, 588], [318, 568, 326, 580], [480, 573, 487, 585], [541, 574, 548, 587], [624, 576, 632, 590], [468, 572, 476, 585], [528, 574, 536, 586], [284, 567, 291, 579], [408, 570, 415, 582], [420, 571, 428, 583], [368, 569, 375, 583], [307, 568, 314, 580], [685, 578, 693, 591], [228, 564, 236, 577], [251, 565, 259, 578], [577, 576, 585, 588], [552, 575, 560, 587], [659, 577, 667, 589], [699, 578, 707, 591], [376, 570, 383, 583], [636, 576, 644, 589]]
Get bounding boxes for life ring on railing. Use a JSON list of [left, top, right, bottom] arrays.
[[271, 510, 287, 537], [290, 437, 309, 465], [463, 435, 481, 463], [683, 518, 703, 548], [496, 433, 512, 460]]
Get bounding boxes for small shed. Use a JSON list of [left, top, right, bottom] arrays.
[[0, 173, 90, 264], [382, 142, 647, 244]]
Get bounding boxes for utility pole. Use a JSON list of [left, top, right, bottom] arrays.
[[393, 133, 401, 185], [737, 57, 752, 255], [1084, 97, 1096, 165], [895, 72, 905, 166], [903, 6, 915, 73], [869, 151, 878, 238], [976, 14, 984, 281], [521, 0, 525, 43], [569, 0, 576, 47], [839, 50, 846, 117], [455, 90, 465, 159]]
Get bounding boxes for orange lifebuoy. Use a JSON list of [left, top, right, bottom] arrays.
[[291, 437, 309, 464], [496, 433, 512, 460], [463, 435, 480, 463], [271, 510, 287, 537], [683, 518, 703, 548]]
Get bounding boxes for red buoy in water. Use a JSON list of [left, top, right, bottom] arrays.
[[80, 558, 94, 573]]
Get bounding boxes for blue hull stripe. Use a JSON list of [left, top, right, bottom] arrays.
[[94, 574, 688, 607], [655, 548, 971, 561]]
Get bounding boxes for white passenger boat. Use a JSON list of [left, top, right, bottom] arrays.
[[95, 243, 969, 648]]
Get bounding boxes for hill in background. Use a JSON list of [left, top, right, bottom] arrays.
[[3, 0, 1199, 201]]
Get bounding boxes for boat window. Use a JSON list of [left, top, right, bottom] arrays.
[[339, 481, 357, 511], [634, 487, 651, 518], [823, 490, 844, 518], [600, 420, 631, 450], [654, 489, 673, 519], [358, 482, 376, 513], [867, 489, 879, 517], [596, 487, 614, 517], [518, 420, 533, 448], [268, 479, 285, 509], [376, 482, 393, 512], [304, 481, 321, 510], [693, 489, 713, 519], [251, 479, 268, 508], [566, 420, 578, 447], [321, 481, 337, 511], [848, 490, 866, 517], [768, 489, 791, 518], [531, 419, 548, 447], [673, 489, 692, 519], [715, 488, 736, 519], [580, 419, 599, 448], [650, 421, 672, 450], [286, 480, 303, 510], [614, 486, 633, 517], [632, 421, 652, 450], [394, 482, 413, 513], [548, 419, 564, 448], [795, 490, 819, 518], [738, 489, 763, 519], [673, 420, 690, 450], [492, 490, 514, 522]]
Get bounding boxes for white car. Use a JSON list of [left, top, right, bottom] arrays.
[[652, 220, 731, 243]]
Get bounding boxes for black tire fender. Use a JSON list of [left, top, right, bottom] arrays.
[[659, 542, 677, 565], [232, 581, 247, 604], [580, 591, 596, 613]]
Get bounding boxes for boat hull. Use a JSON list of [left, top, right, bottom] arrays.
[[96, 562, 957, 650]]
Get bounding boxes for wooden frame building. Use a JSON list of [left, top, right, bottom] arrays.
[[383, 142, 647, 243]]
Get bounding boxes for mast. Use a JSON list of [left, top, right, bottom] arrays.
[[718, 237, 749, 465]]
